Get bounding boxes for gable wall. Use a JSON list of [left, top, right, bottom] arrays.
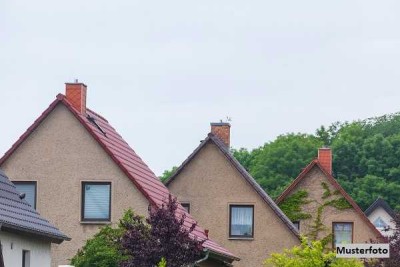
[[367, 207, 395, 237], [168, 142, 299, 267], [1, 104, 150, 267], [286, 166, 380, 245]]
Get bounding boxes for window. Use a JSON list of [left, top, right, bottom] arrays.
[[181, 203, 190, 214], [229, 205, 254, 238], [82, 182, 111, 221], [22, 250, 30, 267], [373, 217, 388, 229], [292, 221, 300, 230], [14, 182, 37, 209], [333, 222, 353, 246]]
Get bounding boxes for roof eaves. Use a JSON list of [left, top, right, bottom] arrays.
[[208, 249, 240, 263], [0, 222, 70, 244], [365, 198, 396, 218]]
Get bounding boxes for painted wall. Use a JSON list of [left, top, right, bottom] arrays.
[[167, 141, 300, 267], [367, 207, 395, 237], [1, 104, 150, 267], [0, 231, 51, 267], [284, 166, 381, 246]]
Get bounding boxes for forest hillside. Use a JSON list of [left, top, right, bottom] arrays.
[[162, 112, 400, 211]]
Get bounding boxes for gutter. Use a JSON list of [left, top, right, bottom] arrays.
[[194, 249, 209, 266]]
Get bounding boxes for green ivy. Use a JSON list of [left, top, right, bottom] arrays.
[[326, 197, 352, 210], [321, 182, 332, 199], [308, 183, 352, 243], [279, 190, 312, 221]]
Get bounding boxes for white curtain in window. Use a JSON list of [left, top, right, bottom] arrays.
[[231, 206, 253, 236], [84, 184, 110, 219], [334, 223, 352, 245]]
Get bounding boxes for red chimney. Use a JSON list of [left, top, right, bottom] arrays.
[[318, 147, 332, 175], [210, 122, 231, 148], [65, 81, 87, 113]]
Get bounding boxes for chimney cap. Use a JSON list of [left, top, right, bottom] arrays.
[[319, 146, 331, 150], [65, 82, 87, 86], [210, 122, 231, 127]]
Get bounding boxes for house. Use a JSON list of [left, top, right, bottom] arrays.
[[365, 198, 396, 237], [275, 148, 384, 247], [0, 169, 69, 267], [0, 82, 238, 267], [165, 123, 300, 267]]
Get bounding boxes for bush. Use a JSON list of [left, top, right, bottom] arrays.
[[70, 210, 134, 267], [264, 237, 363, 267]]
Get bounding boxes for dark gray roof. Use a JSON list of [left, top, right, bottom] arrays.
[[165, 133, 300, 239], [365, 198, 396, 218], [0, 170, 69, 243]]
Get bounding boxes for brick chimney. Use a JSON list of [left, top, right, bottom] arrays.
[[65, 81, 87, 113], [210, 122, 231, 148], [318, 147, 332, 175]]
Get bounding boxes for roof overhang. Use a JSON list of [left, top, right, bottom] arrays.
[[0, 223, 70, 244]]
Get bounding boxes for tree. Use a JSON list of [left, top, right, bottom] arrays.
[[264, 237, 363, 267], [159, 166, 178, 183], [160, 111, 400, 213], [120, 195, 204, 267], [249, 133, 322, 198]]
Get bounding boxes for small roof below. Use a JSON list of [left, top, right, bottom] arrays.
[[365, 198, 396, 219], [0, 170, 69, 243]]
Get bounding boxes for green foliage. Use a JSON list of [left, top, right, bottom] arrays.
[[325, 197, 352, 210], [308, 183, 352, 241], [158, 258, 167, 267], [160, 111, 400, 211], [278, 190, 311, 221], [160, 166, 178, 183], [264, 237, 363, 267], [70, 209, 135, 267], [321, 182, 331, 199], [241, 113, 400, 210], [248, 133, 323, 198]]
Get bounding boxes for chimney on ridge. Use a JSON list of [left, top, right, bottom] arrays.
[[210, 122, 231, 148], [65, 80, 87, 113], [318, 147, 332, 175]]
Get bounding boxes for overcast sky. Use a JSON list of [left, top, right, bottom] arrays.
[[1, 1, 400, 175]]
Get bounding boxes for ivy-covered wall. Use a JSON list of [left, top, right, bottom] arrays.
[[277, 166, 377, 248]]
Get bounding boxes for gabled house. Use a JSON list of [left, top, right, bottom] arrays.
[[0, 83, 238, 267], [165, 123, 300, 267], [365, 198, 396, 237], [276, 148, 384, 247], [0, 169, 68, 267]]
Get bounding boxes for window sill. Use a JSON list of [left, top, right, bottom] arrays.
[[80, 221, 112, 225], [228, 237, 254, 241]]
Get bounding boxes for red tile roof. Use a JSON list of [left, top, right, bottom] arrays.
[[0, 94, 239, 261], [275, 159, 384, 241]]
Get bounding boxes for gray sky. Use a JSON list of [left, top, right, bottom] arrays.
[[1, 0, 400, 175]]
